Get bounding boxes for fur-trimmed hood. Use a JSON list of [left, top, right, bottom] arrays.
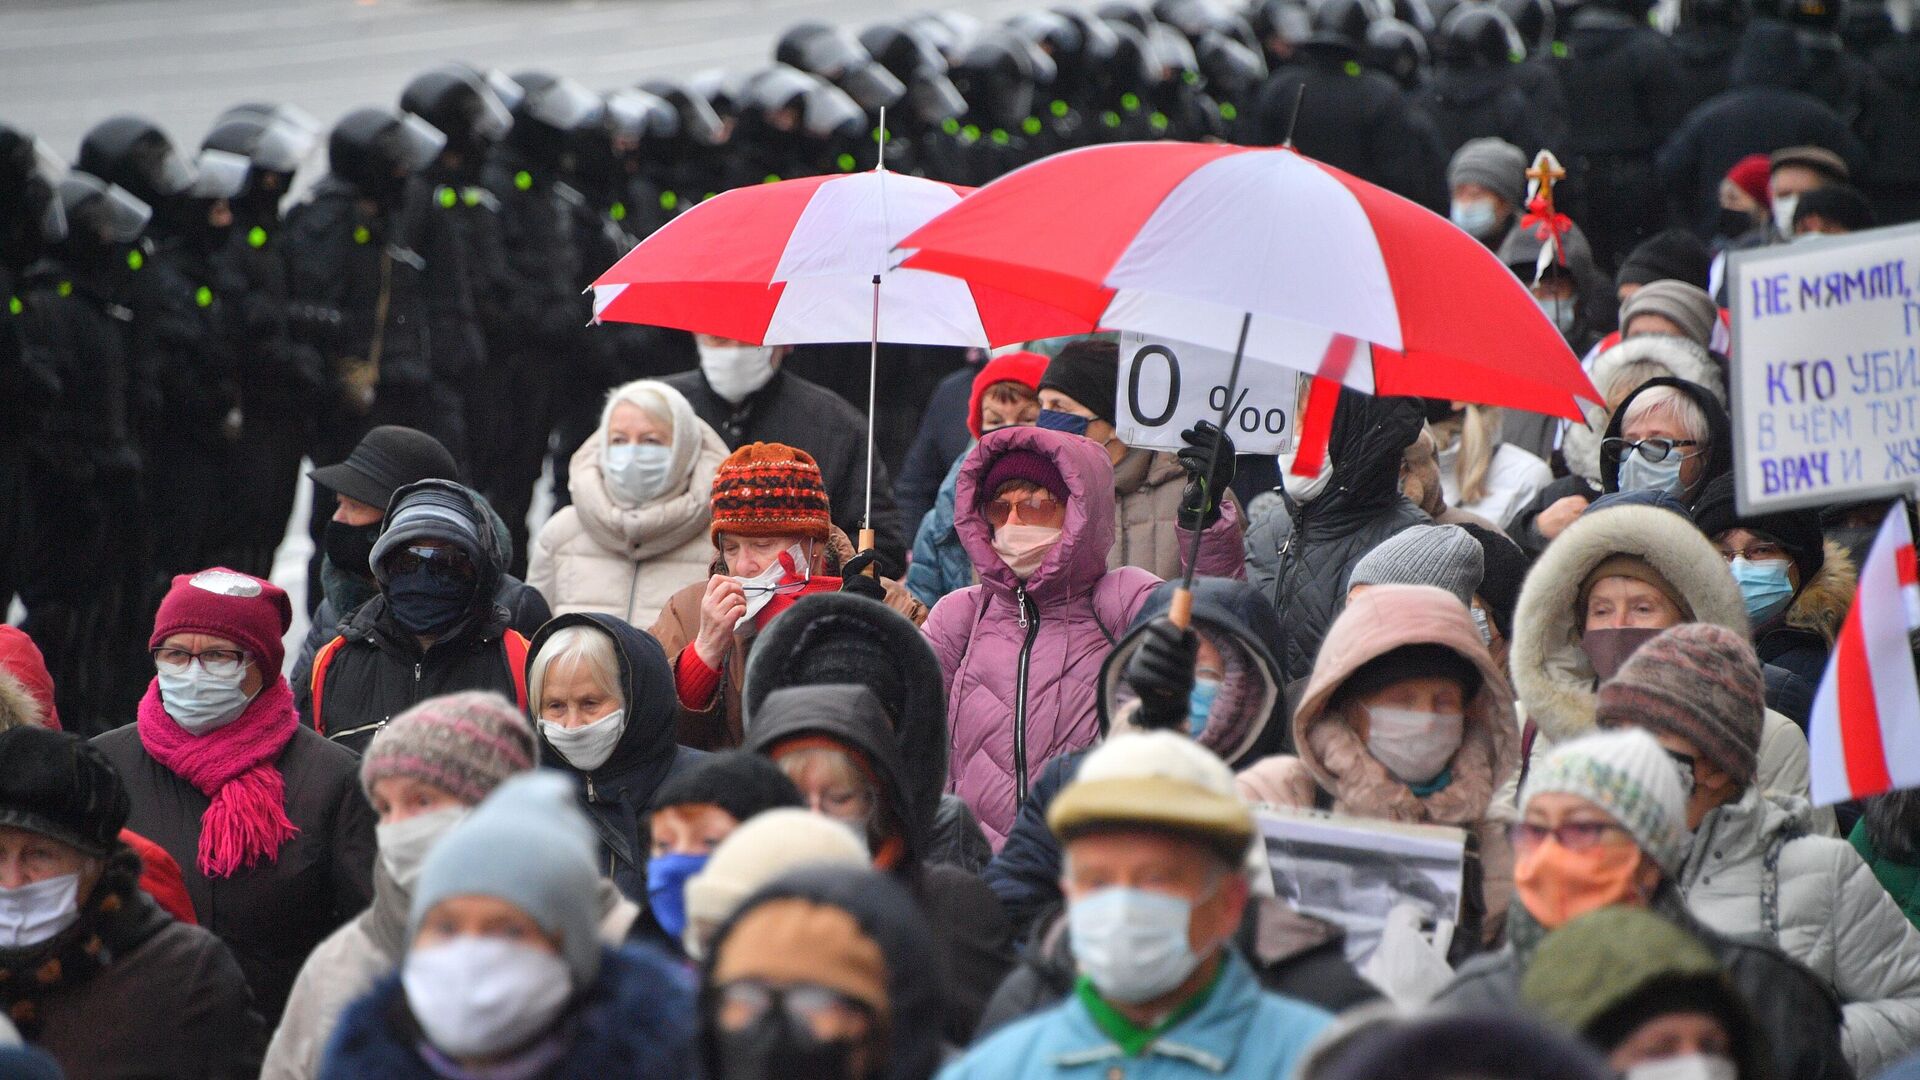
[[1511, 504, 1748, 742], [1563, 336, 1724, 486], [0, 671, 46, 733], [1779, 539, 1857, 647]]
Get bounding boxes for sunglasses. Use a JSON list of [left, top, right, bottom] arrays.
[[381, 544, 475, 579], [985, 490, 1063, 527]]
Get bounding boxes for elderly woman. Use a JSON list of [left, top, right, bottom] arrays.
[[319, 774, 696, 1078], [528, 379, 729, 628], [1598, 378, 1731, 509], [524, 612, 704, 903], [93, 569, 374, 1024]]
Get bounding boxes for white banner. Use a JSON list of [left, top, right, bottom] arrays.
[[1112, 331, 1299, 455], [1729, 223, 1920, 514], [1256, 806, 1466, 967]]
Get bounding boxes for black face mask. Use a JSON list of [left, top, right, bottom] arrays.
[[323, 518, 383, 579], [713, 1010, 864, 1080], [383, 565, 476, 635], [1713, 207, 1758, 239]]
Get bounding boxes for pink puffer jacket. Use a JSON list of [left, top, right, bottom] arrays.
[[924, 427, 1160, 849]]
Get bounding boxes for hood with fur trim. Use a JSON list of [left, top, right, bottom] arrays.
[[1563, 337, 1725, 486], [1780, 539, 1857, 647], [1511, 503, 1749, 742]]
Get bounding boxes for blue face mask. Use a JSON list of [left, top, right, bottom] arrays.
[[1618, 449, 1687, 498], [383, 567, 475, 634], [646, 852, 708, 941], [1731, 557, 1795, 624], [1036, 409, 1091, 437], [1187, 676, 1220, 737], [1450, 199, 1500, 239]]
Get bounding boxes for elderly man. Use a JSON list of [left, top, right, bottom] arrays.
[[940, 732, 1330, 1079]]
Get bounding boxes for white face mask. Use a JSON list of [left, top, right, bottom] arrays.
[[732, 543, 810, 629], [991, 523, 1062, 580], [601, 442, 676, 506], [376, 807, 469, 892], [0, 872, 82, 948], [1626, 1054, 1739, 1080], [1069, 885, 1211, 1004], [1450, 198, 1501, 239], [1772, 193, 1800, 239], [1278, 453, 1333, 504], [1364, 705, 1466, 786], [157, 660, 255, 735], [541, 708, 627, 772], [699, 342, 778, 404], [403, 936, 573, 1060]]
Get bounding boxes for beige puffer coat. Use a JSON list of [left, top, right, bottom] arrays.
[[527, 383, 728, 629], [1109, 447, 1245, 581]]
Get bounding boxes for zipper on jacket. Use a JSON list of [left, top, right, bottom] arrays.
[[412, 661, 423, 706], [1013, 585, 1041, 803]]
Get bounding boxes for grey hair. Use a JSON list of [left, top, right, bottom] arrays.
[[1620, 385, 1708, 447], [528, 625, 623, 709]]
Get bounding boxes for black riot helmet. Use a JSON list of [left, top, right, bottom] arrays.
[[686, 69, 747, 130], [860, 23, 969, 124], [327, 106, 446, 204], [638, 78, 730, 146], [80, 115, 246, 239], [1146, 21, 1202, 86], [1439, 4, 1526, 67], [1099, 22, 1164, 99], [1249, 0, 1315, 63], [1366, 17, 1433, 87], [1097, 0, 1158, 33], [1196, 29, 1271, 102], [505, 71, 606, 172], [51, 171, 150, 270], [203, 103, 320, 221], [0, 127, 69, 266], [776, 22, 907, 112], [1680, 0, 1752, 28], [949, 29, 1052, 131], [1496, 0, 1558, 53], [1778, 0, 1845, 30], [400, 64, 514, 161], [1308, 0, 1390, 51]]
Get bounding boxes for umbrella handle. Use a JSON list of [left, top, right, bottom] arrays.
[[1168, 586, 1193, 630], [857, 528, 879, 576]]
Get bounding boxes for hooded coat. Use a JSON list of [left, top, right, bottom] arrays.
[[742, 684, 1015, 1043], [297, 480, 530, 755], [526, 398, 730, 629], [1751, 540, 1856, 689], [1236, 584, 1522, 952], [525, 612, 706, 902], [1244, 389, 1430, 684], [1598, 377, 1734, 507], [1681, 787, 1920, 1076], [1109, 447, 1247, 581], [923, 426, 1162, 848]]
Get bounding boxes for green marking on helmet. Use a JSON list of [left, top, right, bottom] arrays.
[[57, 281, 73, 297], [7, 297, 21, 316], [1183, 70, 1200, 85], [1220, 102, 1239, 121], [126, 250, 144, 271], [610, 202, 626, 221], [1102, 111, 1121, 128], [962, 124, 981, 141], [438, 186, 457, 208], [942, 117, 962, 135], [463, 187, 483, 206], [1150, 112, 1169, 132], [514, 170, 533, 191], [990, 128, 1010, 145], [1344, 60, 1362, 76], [1121, 92, 1141, 112], [247, 225, 268, 248], [837, 153, 857, 171], [1022, 116, 1043, 136], [1051, 99, 1069, 118], [195, 285, 213, 308], [353, 225, 371, 245], [660, 191, 680, 211], [1551, 40, 1568, 57]]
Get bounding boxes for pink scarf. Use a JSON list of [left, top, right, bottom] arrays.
[[136, 677, 301, 877]]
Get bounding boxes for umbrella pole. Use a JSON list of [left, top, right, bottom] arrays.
[[1171, 310, 1251, 629], [859, 273, 880, 566]]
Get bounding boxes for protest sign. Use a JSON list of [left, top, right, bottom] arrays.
[[1729, 223, 1920, 514], [1256, 806, 1466, 966], [1112, 331, 1299, 455]]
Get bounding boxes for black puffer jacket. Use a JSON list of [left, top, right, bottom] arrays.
[[526, 612, 705, 903], [743, 684, 1015, 1044], [1246, 389, 1429, 683]]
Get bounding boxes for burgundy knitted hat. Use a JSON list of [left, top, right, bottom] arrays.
[[148, 568, 293, 676], [1595, 623, 1764, 785], [980, 448, 1069, 507]]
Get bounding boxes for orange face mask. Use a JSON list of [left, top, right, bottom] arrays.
[[1514, 839, 1646, 929]]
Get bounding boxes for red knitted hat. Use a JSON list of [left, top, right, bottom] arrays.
[[968, 351, 1049, 440], [1726, 153, 1772, 208], [148, 568, 293, 677], [710, 442, 833, 543]]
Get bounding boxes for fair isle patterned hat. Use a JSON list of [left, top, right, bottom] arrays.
[[709, 442, 833, 543], [1521, 728, 1690, 874]]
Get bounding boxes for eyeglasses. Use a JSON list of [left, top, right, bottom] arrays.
[[380, 544, 474, 580], [1716, 541, 1788, 564], [738, 578, 810, 598], [986, 490, 1063, 527], [1509, 820, 1632, 853], [1602, 437, 1701, 464], [151, 646, 248, 678], [715, 980, 873, 1041]]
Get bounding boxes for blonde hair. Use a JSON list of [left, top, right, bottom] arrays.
[[600, 380, 676, 439], [1453, 405, 1505, 507], [528, 625, 624, 711]]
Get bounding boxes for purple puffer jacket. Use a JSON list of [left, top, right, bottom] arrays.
[[923, 427, 1160, 849]]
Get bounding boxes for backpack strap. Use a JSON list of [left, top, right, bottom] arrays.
[[309, 635, 348, 736], [502, 630, 531, 712]]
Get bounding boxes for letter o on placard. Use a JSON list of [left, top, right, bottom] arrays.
[[1127, 344, 1180, 427]]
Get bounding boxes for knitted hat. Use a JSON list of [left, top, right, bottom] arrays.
[[411, 772, 603, 984], [650, 751, 803, 821], [1577, 554, 1693, 623], [1447, 137, 1527, 208], [1770, 144, 1850, 182], [1332, 641, 1484, 707], [708, 442, 832, 543], [0, 725, 129, 858], [980, 448, 1070, 507], [148, 568, 293, 677], [360, 691, 538, 806], [1519, 906, 1725, 1036], [968, 350, 1048, 440], [1690, 474, 1825, 585], [682, 808, 870, 958], [1615, 229, 1712, 291], [1725, 154, 1772, 209], [1596, 623, 1764, 785], [1349, 524, 1485, 608], [309, 425, 459, 511], [1049, 731, 1253, 864], [712, 896, 890, 1017], [1619, 280, 1718, 348], [1460, 523, 1526, 639], [369, 481, 488, 582], [1038, 339, 1120, 426], [1521, 729, 1689, 874]]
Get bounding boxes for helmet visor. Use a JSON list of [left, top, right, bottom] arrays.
[[485, 69, 527, 113], [839, 61, 907, 110], [188, 148, 250, 199], [529, 77, 605, 132], [391, 113, 448, 173], [803, 82, 868, 139], [33, 138, 69, 242], [606, 88, 678, 141], [909, 73, 968, 122], [472, 83, 514, 143]]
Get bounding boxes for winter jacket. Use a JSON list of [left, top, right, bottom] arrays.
[[526, 612, 706, 902], [977, 896, 1376, 1040], [94, 710, 376, 1023], [743, 684, 1016, 1043], [1672, 25, 1743, 115], [282, 180, 436, 394], [664, 366, 909, 570], [985, 578, 1295, 934], [1246, 388, 1430, 684], [1553, 8, 1686, 161], [12, 258, 143, 491], [1680, 787, 1920, 1076], [1417, 65, 1568, 160], [906, 449, 976, 608], [1439, 888, 1852, 1080], [131, 238, 239, 454], [1755, 540, 1855, 688], [1110, 448, 1245, 581], [1851, 796, 1920, 932], [262, 861, 639, 1080], [526, 418, 729, 629], [649, 528, 927, 751], [318, 944, 696, 1080], [1507, 501, 1826, 825], [1438, 440, 1552, 533], [479, 147, 586, 372], [1235, 584, 1521, 954], [924, 426, 1162, 847], [940, 949, 1331, 1080], [897, 363, 979, 533], [1254, 47, 1450, 210]]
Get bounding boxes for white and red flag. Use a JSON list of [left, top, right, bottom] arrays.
[[1809, 505, 1920, 806]]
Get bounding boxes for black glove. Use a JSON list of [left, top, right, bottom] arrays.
[[1123, 616, 1198, 731], [838, 550, 887, 602], [1177, 420, 1237, 529]]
